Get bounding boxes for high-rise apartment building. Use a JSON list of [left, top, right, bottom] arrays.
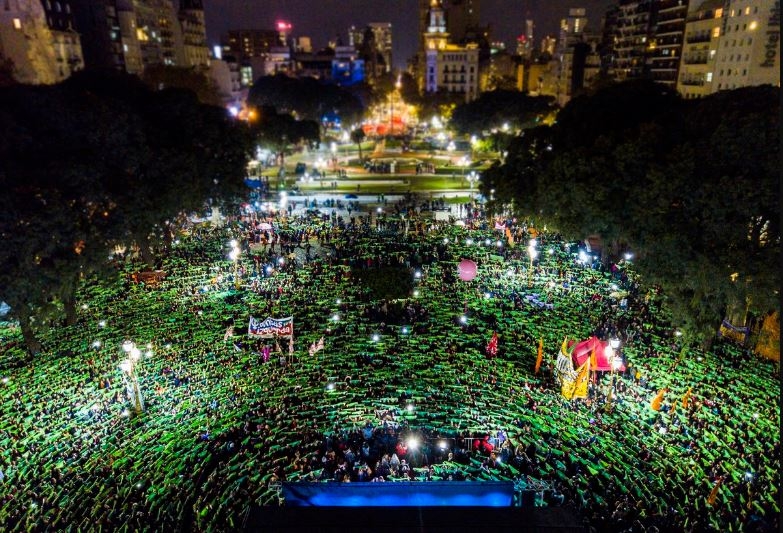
[[222, 29, 279, 61], [0, 0, 83, 84], [178, 0, 209, 69], [607, 0, 654, 80], [603, 0, 688, 87], [677, 0, 723, 98], [648, 0, 688, 85]]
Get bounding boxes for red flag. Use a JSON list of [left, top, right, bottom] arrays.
[[486, 331, 498, 358], [534, 338, 544, 374]]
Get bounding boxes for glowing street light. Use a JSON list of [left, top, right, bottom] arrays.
[[228, 239, 241, 289], [119, 341, 145, 413], [527, 239, 538, 287], [467, 170, 479, 190]]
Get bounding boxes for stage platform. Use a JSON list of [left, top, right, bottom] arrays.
[[243, 506, 586, 532]]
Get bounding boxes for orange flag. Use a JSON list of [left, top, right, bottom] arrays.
[[534, 338, 544, 374], [650, 388, 667, 411], [707, 476, 723, 506], [681, 387, 692, 409]]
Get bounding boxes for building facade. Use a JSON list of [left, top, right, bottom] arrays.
[[648, 0, 688, 85], [677, 0, 780, 97], [711, 0, 780, 91], [677, 0, 723, 98], [421, 0, 480, 101], [222, 29, 279, 61], [178, 0, 208, 68], [0, 0, 83, 84]]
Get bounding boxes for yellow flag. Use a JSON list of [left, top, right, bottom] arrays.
[[561, 375, 577, 400], [560, 336, 569, 356], [563, 358, 590, 400], [534, 338, 544, 374], [573, 356, 590, 399]]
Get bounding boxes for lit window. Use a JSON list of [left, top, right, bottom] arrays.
[[712, 27, 720, 37], [13, 17, 21, 29], [715, 8, 723, 18], [706, 72, 713, 82], [745, 7, 750, 15], [749, 21, 757, 30]]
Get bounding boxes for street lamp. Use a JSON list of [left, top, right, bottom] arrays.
[[228, 239, 241, 289], [467, 170, 478, 190], [390, 75, 401, 136], [119, 341, 145, 413], [527, 238, 538, 287], [459, 156, 470, 186]]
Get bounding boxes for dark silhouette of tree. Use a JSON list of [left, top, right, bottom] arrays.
[[482, 81, 780, 346], [450, 90, 555, 135], [247, 74, 364, 125], [0, 70, 253, 354], [250, 106, 320, 165], [141, 64, 222, 106], [351, 127, 366, 160], [0, 58, 15, 87]]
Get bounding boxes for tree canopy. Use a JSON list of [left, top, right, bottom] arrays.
[[481, 81, 780, 345], [247, 74, 364, 125], [250, 106, 320, 163], [0, 70, 253, 353], [450, 90, 555, 135]]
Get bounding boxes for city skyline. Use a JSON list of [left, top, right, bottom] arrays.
[[204, 0, 614, 68]]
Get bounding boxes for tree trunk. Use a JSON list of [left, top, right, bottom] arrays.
[[162, 223, 173, 252], [19, 312, 42, 355], [357, 142, 363, 161], [138, 233, 155, 268], [63, 294, 77, 326]]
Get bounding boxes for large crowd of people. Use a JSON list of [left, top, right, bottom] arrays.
[[0, 194, 779, 532]]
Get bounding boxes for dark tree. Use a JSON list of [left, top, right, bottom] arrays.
[[247, 74, 364, 125], [141, 64, 222, 106], [0, 71, 253, 354], [351, 127, 366, 160], [483, 81, 780, 346], [251, 106, 320, 165], [450, 90, 555, 135]]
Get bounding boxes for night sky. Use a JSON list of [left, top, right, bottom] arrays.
[[204, 0, 614, 68]]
